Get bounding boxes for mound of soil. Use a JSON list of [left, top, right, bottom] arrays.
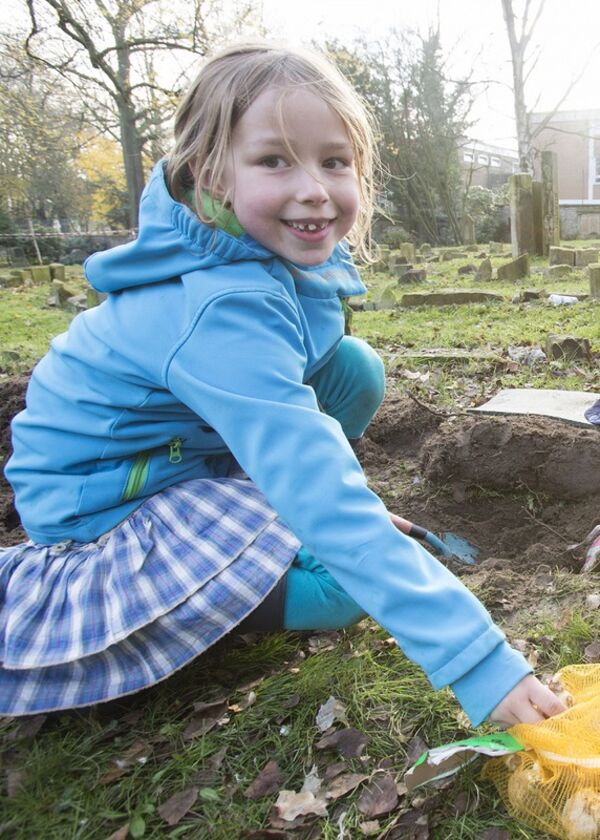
[[0, 376, 28, 545]]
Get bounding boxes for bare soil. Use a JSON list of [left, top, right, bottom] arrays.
[[1, 378, 598, 627]]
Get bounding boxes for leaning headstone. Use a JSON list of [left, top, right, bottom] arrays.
[[458, 264, 477, 275], [545, 334, 591, 361], [48, 279, 77, 307], [509, 173, 535, 258], [575, 249, 600, 267], [376, 285, 398, 309], [545, 264, 573, 278], [67, 293, 88, 313], [541, 150, 560, 255], [549, 246, 575, 266], [400, 242, 416, 262], [49, 263, 66, 281], [403, 269, 427, 283], [389, 251, 408, 269], [30, 265, 52, 284], [532, 181, 544, 256], [391, 262, 413, 279], [475, 258, 493, 282], [589, 264, 600, 299], [461, 213, 475, 245], [497, 254, 530, 281], [86, 288, 107, 308]]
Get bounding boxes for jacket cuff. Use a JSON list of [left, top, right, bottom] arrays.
[[450, 642, 532, 726]]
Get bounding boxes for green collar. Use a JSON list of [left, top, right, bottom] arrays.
[[185, 189, 245, 238]]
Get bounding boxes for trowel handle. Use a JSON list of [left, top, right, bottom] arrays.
[[391, 515, 452, 557], [391, 515, 428, 542]]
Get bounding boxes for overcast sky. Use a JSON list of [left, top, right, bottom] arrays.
[[261, 0, 600, 149]]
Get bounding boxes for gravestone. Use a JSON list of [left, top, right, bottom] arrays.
[[403, 268, 426, 282], [575, 249, 600, 267], [461, 213, 475, 245], [509, 173, 535, 258], [589, 264, 600, 299], [400, 242, 416, 262], [545, 264, 573, 278], [399, 290, 503, 307], [545, 334, 591, 361], [475, 258, 492, 281], [549, 246, 575, 266], [541, 150, 560, 255], [532, 181, 544, 256], [497, 254, 529, 281]]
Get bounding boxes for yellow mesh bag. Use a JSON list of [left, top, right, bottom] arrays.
[[482, 665, 600, 840]]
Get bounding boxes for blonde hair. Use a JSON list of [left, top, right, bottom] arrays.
[[166, 42, 378, 262]]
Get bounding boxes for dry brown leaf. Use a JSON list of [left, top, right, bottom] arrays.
[[274, 790, 328, 822], [99, 740, 152, 784], [358, 821, 380, 837], [5, 768, 26, 798], [307, 631, 341, 654], [242, 831, 290, 840], [315, 696, 348, 732], [325, 772, 368, 801], [105, 824, 130, 840], [281, 693, 301, 709], [244, 760, 284, 800], [357, 773, 399, 818], [406, 735, 429, 767], [191, 697, 229, 714], [315, 727, 369, 758], [157, 786, 199, 826], [229, 691, 257, 713], [323, 761, 347, 781], [183, 701, 229, 740], [585, 641, 600, 662]]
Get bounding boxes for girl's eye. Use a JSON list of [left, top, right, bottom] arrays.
[[323, 157, 350, 170], [261, 155, 287, 169]]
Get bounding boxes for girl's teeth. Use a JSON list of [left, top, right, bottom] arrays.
[[288, 221, 327, 231]]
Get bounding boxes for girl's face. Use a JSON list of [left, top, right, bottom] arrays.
[[222, 86, 360, 265]]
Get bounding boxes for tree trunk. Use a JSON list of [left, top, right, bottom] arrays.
[[117, 100, 145, 228]]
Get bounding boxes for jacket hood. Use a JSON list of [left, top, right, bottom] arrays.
[[85, 160, 366, 296]]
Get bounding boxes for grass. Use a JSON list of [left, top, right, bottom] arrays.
[[1, 244, 600, 838]]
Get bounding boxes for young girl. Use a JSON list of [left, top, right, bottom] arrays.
[[1, 42, 563, 727]]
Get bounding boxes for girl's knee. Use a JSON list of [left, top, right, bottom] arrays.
[[336, 336, 385, 403]]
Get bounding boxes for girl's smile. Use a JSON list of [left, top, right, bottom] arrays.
[[221, 86, 360, 265]]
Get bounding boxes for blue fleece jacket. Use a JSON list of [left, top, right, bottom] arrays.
[[5, 161, 531, 724]]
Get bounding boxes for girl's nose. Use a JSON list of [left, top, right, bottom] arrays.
[[295, 168, 329, 203]]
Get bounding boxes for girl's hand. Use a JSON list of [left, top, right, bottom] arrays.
[[489, 674, 567, 726]]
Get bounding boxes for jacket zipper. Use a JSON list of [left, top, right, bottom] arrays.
[[121, 437, 183, 502]]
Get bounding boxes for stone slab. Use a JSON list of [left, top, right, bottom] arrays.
[[469, 388, 600, 428], [399, 290, 504, 307]]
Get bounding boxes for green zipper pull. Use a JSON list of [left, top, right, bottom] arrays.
[[169, 437, 183, 464]]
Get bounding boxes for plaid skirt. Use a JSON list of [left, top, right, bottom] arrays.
[[0, 477, 300, 716]]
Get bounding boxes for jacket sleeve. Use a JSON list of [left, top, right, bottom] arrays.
[[165, 288, 530, 724]]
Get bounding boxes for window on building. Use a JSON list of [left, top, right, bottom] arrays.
[[463, 151, 474, 163], [490, 156, 501, 167], [477, 154, 489, 165]]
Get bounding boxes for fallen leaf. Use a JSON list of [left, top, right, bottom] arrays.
[[242, 832, 290, 840], [99, 740, 152, 784], [307, 631, 341, 654], [183, 701, 229, 739], [405, 735, 429, 767], [586, 593, 600, 610], [6, 768, 26, 798], [274, 790, 328, 822], [157, 786, 199, 826], [358, 820, 380, 836], [244, 760, 284, 800], [323, 761, 347, 781], [325, 772, 368, 800], [229, 691, 257, 713], [106, 825, 130, 840], [584, 641, 600, 662], [315, 727, 369, 758], [476, 829, 510, 840], [357, 773, 399, 818], [315, 696, 348, 732], [191, 698, 229, 714], [281, 693, 301, 709], [301, 765, 322, 796], [7, 714, 47, 742]]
